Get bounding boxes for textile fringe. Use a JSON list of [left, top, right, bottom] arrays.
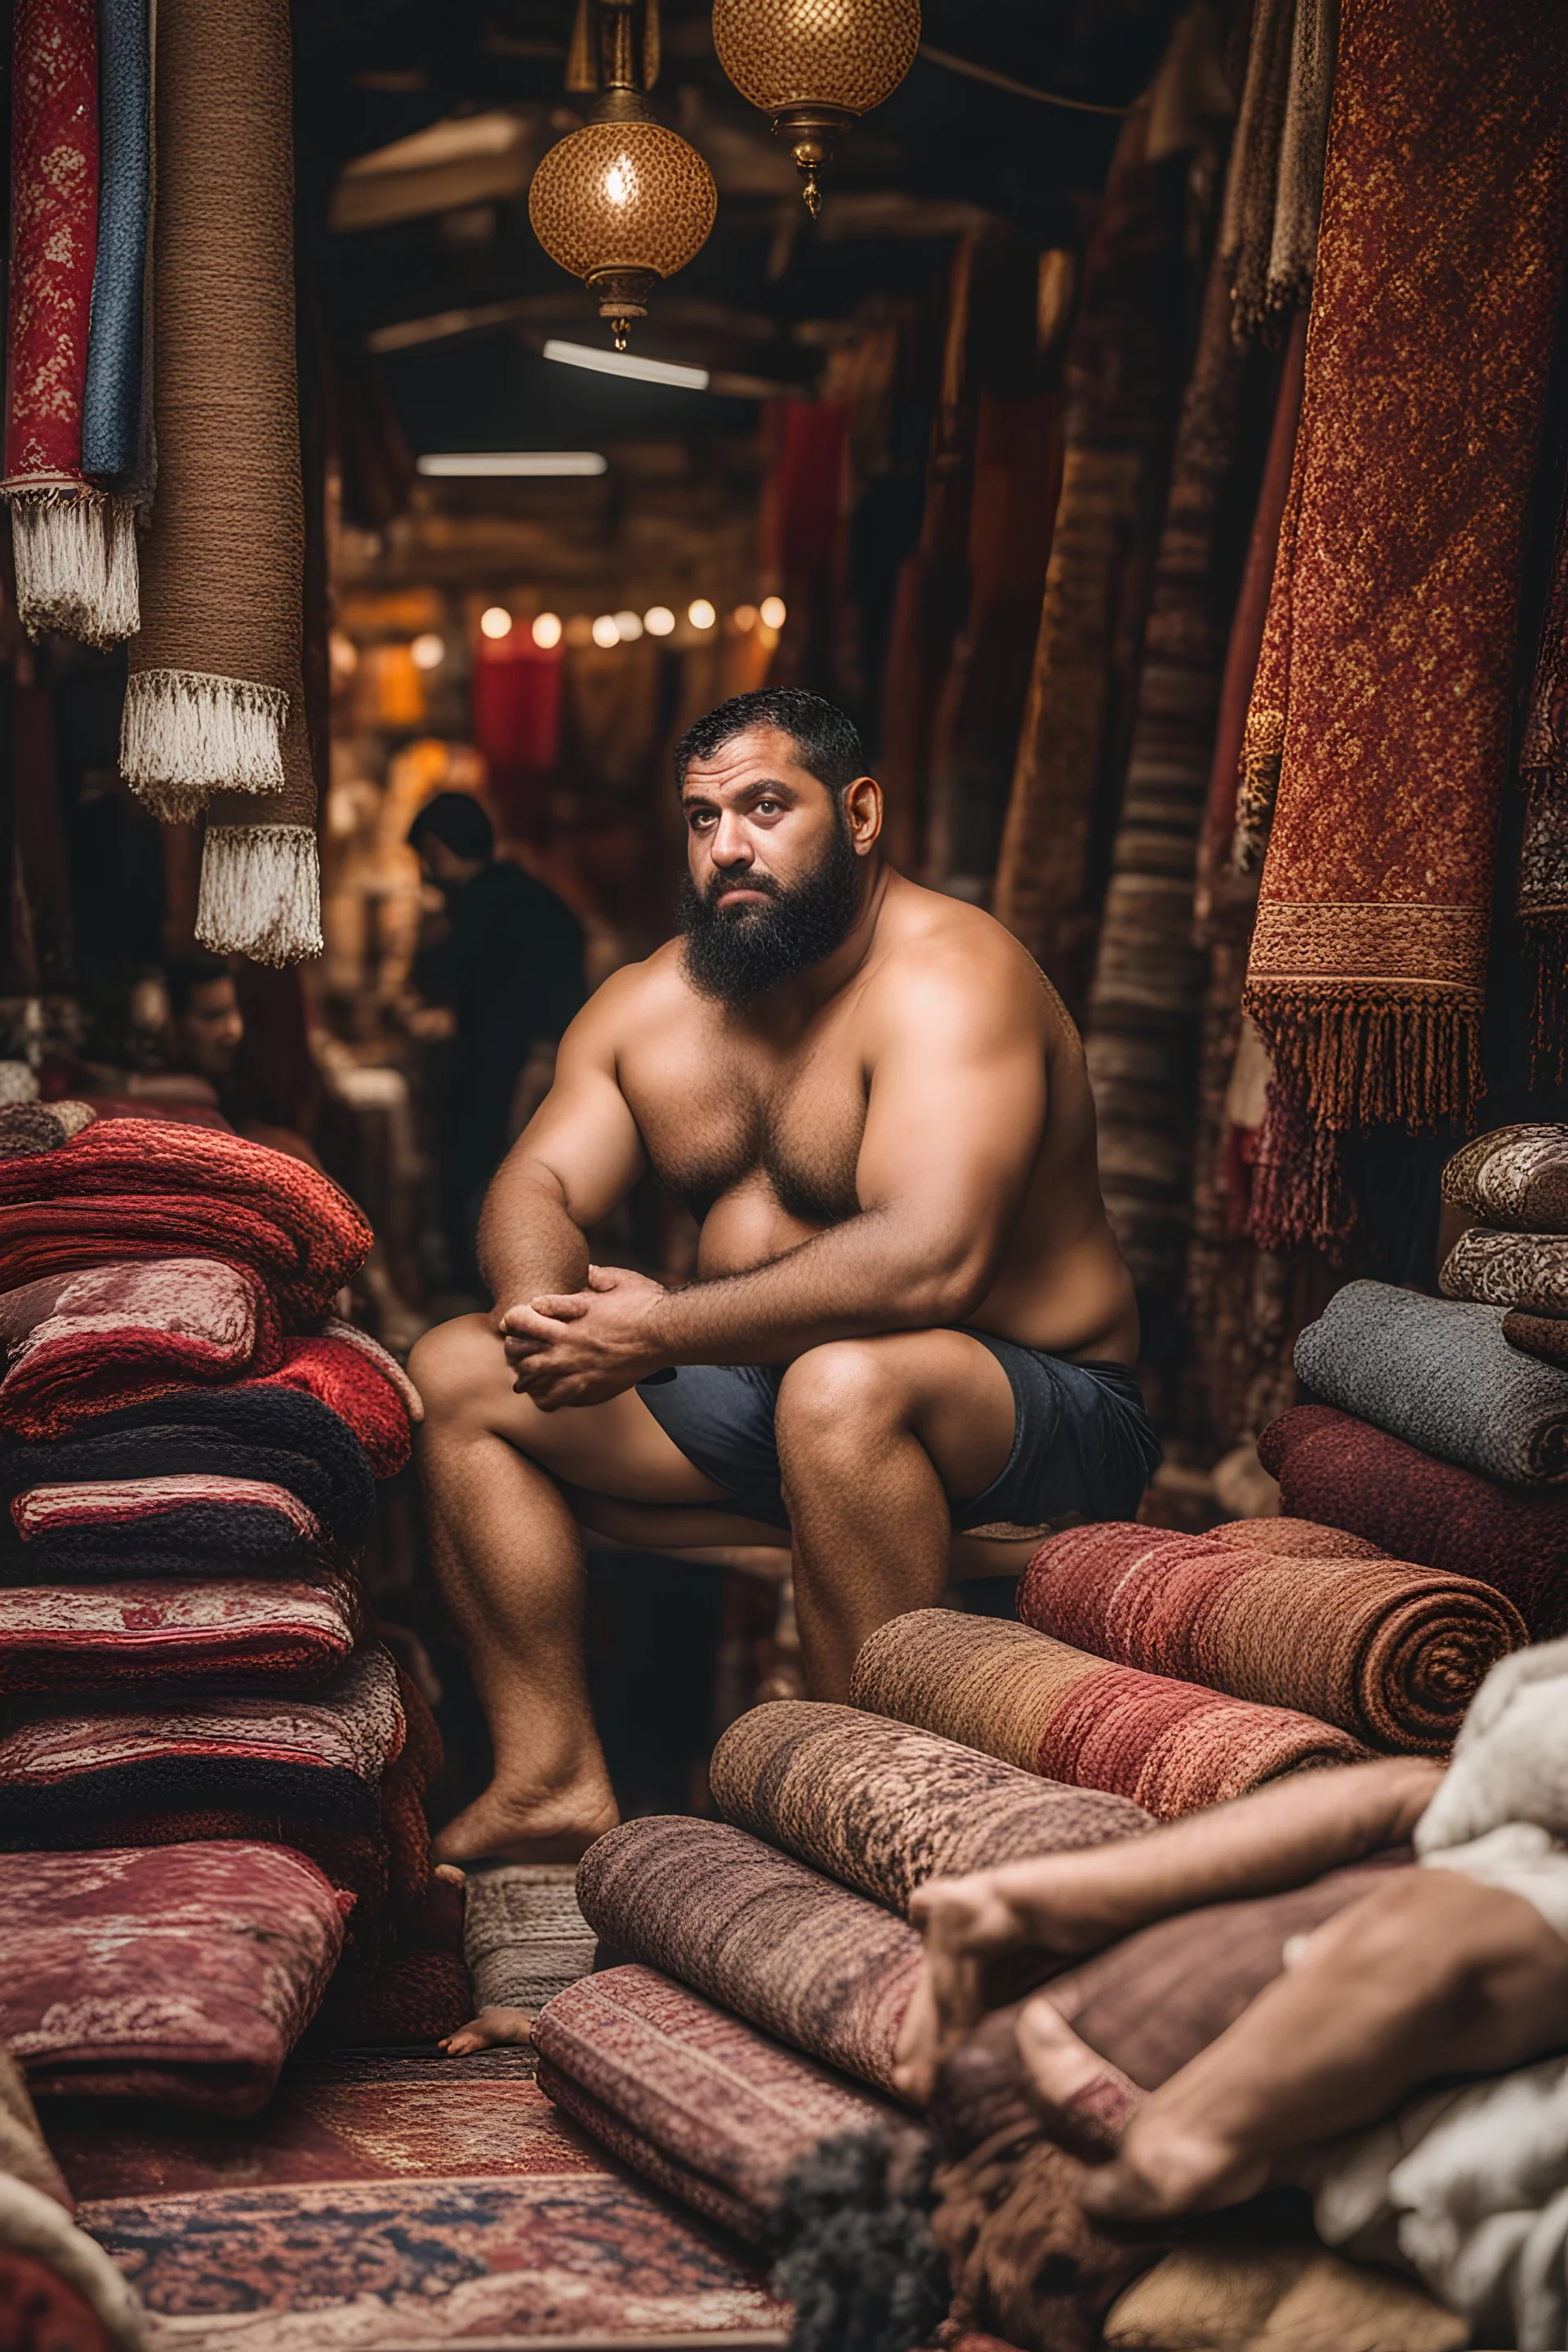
[[1247, 1070, 1361, 1258], [1243, 989, 1482, 1131], [197, 823, 322, 967], [120, 667, 288, 808], [4, 488, 139, 646], [1526, 919, 1568, 1087]]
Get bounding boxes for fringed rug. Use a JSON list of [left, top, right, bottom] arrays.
[[1239, 0, 1568, 1149]]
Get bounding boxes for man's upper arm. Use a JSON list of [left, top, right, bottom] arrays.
[[855, 947, 1048, 1289], [501, 990, 646, 1229]]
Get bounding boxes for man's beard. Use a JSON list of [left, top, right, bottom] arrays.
[[679, 815, 862, 1006]]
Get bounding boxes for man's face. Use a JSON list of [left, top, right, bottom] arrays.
[[678, 725, 871, 1004], [174, 978, 243, 1079]]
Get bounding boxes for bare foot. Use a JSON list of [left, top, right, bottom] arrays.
[[443, 2005, 535, 2056], [432, 1775, 619, 1867]]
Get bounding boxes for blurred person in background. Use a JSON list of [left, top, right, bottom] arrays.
[[406, 792, 586, 1290]]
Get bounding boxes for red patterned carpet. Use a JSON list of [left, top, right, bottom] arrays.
[[46, 2049, 791, 2349]]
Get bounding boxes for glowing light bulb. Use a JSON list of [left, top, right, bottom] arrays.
[[644, 605, 675, 636], [410, 632, 445, 670], [328, 630, 359, 678], [480, 606, 513, 640], [604, 154, 634, 207], [760, 595, 786, 630], [592, 613, 621, 648], [614, 609, 644, 641], [532, 612, 563, 649], [688, 598, 716, 630], [733, 604, 759, 631]]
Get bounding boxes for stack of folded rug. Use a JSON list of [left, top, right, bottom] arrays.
[[1441, 1124, 1568, 1369], [1250, 1165, 1568, 1633], [0, 1113, 467, 2113]]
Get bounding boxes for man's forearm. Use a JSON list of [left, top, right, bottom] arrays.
[[478, 1157, 590, 1315], [1000, 1757, 1442, 1952], [645, 1210, 986, 1365]]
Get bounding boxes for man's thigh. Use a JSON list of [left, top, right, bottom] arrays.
[[428, 1312, 733, 1508]]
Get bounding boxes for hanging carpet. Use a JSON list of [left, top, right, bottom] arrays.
[[1238, 0, 1568, 1138]]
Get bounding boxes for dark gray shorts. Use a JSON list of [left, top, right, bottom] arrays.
[[635, 1330, 1161, 1536]]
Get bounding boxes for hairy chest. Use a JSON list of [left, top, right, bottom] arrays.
[[625, 1034, 868, 1230]]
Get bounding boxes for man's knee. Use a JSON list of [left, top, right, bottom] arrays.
[[776, 1338, 913, 1459], [409, 1312, 503, 1431]]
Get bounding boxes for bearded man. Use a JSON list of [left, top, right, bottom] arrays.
[[412, 688, 1157, 1865]]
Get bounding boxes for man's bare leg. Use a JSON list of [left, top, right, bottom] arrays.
[[412, 1312, 755, 1864], [1078, 1867, 1568, 2223], [773, 1330, 1016, 1699]]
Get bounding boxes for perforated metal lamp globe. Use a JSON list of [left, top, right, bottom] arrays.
[[712, 0, 920, 216], [529, 118, 716, 350]]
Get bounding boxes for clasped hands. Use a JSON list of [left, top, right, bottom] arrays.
[[500, 1264, 670, 1409]]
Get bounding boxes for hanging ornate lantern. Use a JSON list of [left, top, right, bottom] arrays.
[[529, 0, 717, 350], [712, 0, 921, 217]]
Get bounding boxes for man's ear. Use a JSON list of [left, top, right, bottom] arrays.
[[844, 774, 883, 853]]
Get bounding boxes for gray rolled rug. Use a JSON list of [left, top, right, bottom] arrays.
[[1294, 1281, 1568, 1486], [464, 1863, 597, 2015]]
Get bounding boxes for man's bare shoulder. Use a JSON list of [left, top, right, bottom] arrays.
[[866, 874, 1082, 1052], [571, 939, 701, 1047]]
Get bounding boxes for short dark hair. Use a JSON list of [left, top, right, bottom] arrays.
[[673, 688, 864, 798], [166, 951, 232, 1018], [408, 791, 494, 862]]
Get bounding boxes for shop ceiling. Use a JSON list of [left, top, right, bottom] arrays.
[[297, 0, 1183, 597]]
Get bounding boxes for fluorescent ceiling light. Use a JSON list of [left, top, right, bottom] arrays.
[[543, 339, 710, 390], [416, 452, 608, 478]]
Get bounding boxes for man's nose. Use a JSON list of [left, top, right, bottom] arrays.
[[709, 813, 755, 867]]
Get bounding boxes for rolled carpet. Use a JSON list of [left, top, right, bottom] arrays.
[[0, 1119, 370, 1319], [1258, 1405, 1568, 1634], [14, 1472, 324, 1564], [1441, 1226, 1568, 1318], [465, 1864, 598, 2016], [1017, 1522, 1525, 1753], [1209, 1515, 1384, 1559], [0, 1401, 377, 1544], [1441, 1124, 1568, 1232], [533, 1964, 900, 2246], [0, 1573, 359, 1695], [0, 1099, 94, 1156], [0, 1842, 345, 2114], [0, 1258, 281, 1439], [123, 0, 320, 965], [0, 1647, 406, 1839], [849, 1611, 1365, 1819], [709, 1703, 1152, 1914], [576, 1818, 922, 2095], [1294, 1281, 1568, 1485]]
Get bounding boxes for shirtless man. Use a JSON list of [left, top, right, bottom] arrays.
[[411, 687, 1158, 1867]]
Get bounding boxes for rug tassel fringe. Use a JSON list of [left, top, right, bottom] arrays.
[[4, 488, 140, 647], [121, 668, 289, 815], [197, 824, 323, 967], [1241, 989, 1482, 1131]]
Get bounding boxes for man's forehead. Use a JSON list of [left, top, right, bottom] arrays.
[[682, 726, 810, 795]]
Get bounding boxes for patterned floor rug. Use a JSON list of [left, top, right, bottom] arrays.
[[44, 2050, 790, 2350]]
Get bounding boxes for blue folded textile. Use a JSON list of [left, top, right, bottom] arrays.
[[82, 0, 152, 480], [1294, 1280, 1568, 1487]]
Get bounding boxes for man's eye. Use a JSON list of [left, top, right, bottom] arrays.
[[756, 799, 779, 814]]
